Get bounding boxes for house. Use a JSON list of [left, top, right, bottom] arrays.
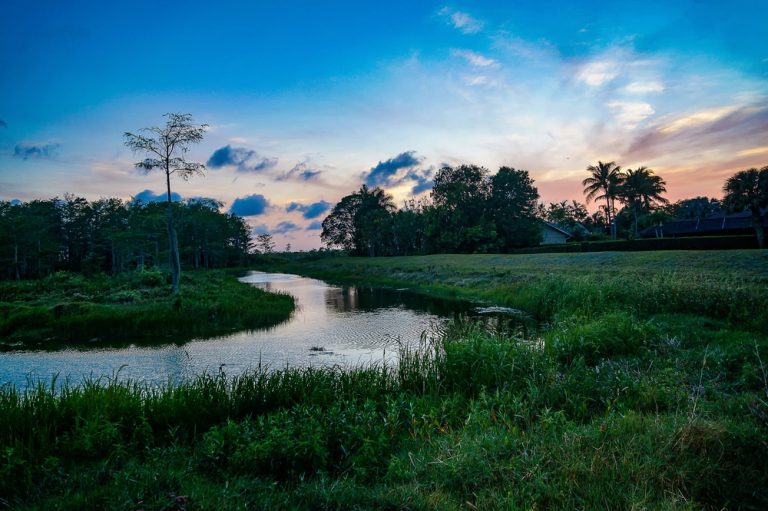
[[540, 221, 572, 245], [639, 210, 767, 238]]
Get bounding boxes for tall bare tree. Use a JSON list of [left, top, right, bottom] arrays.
[[124, 113, 207, 294]]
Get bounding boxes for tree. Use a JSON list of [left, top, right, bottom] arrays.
[[256, 233, 275, 254], [723, 166, 768, 248], [429, 165, 494, 252], [124, 113, 207, 294], [583, 161, 625, 238], [618, 166, 668, 236], [321, 185, 395, 256], [489, 167, 541, 250]]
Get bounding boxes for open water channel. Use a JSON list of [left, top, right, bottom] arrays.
[[0, 272, 526, 389]]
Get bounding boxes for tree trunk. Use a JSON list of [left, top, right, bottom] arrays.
[[605, 196, 612, 238], [167, 206, 181, 295], [13, 242, 19, 281]]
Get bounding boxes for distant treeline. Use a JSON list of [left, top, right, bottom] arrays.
[[321, 165, 545, 256], [0, 196, 252, 280]]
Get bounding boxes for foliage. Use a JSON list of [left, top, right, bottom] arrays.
[[255, 233, 275, 254], [0, 269, 295, 348], [3, 249, 768, 508], [0, 196, 252, 281], [582, 160, 624, 237], [723, 166, 768, 248], [322, 165, 541, 256]]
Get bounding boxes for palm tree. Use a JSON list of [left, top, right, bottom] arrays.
[[619, 166, 668, 235], [723, 167, 768, 248], [583, 161, 624, 238]]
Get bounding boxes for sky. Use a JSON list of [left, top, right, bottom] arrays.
[[1, 0, 766, 250]]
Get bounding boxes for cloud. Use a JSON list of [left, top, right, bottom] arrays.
[[737, 146, 768, 157], [306, 221, 323, 231], [229, 194, 270, 216], [277, 161, 323, 181], [251, 223, 269, 235], [286, 200, 331, 219], [133, 189, 182, 203], [451, 49, 498, 68], [0, 120, 7, 128], [363, 151, 423, 187], [438, 7, 483, 34], [13, 142, 59, 160], [624, 81, 664, 94], [409, 168, 435, 194], [625, 102, 768, 161], [607, 101, 655, 128], [272, 221, 301, 234], [9, 199, 21, 205], [206, 145, 277, 172], [575, 60, 620, 87]]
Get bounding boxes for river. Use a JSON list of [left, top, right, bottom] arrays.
[[0, 271, 523, 389]]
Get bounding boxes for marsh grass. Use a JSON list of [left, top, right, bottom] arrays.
[[2, 251, 768, 509], [0, 269, 295, 349]]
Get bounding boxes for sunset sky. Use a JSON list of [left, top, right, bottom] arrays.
[[1, 0, 766, 249]]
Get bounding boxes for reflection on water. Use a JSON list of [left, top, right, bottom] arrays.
[[0, 271, 529, 389]]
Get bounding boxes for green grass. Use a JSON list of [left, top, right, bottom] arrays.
[[2, 250, 768, 509], [0, 269, 295, 349]]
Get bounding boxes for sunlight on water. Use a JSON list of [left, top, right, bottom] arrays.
[[1, 272, 488, 389]]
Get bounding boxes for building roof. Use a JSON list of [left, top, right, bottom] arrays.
[[541, 221, 573, 238], [639, 210, 767, 238]]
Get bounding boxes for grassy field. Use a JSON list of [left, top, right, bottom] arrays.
[[2, 251, 767, 509], [0, 269, 295, 349]]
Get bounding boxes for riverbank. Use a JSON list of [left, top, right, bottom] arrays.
[[2, 252, 767, 509], [0, 269, 295, 349]]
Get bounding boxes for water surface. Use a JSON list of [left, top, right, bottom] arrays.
[[0, 272, 497, 389]]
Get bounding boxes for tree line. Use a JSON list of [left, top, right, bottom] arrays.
[[0, 196, 252, 280], [321, 165, 541, 256], [322, 162, 768, 255]]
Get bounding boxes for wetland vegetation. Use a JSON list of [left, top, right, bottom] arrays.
[[2, 250, 767, 509]]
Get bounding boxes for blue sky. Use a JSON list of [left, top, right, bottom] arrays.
[[1, 1, 766, 249]]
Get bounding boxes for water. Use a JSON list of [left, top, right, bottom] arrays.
[[0, 271, 522, 389]]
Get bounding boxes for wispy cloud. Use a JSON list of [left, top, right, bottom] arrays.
[[286, 200, 331, 219], [438, 7, 483, 34], [206, 145, 278, 172], [13, 142, 59, 160], [575, 60, 620, 87], [608, 101, 655, 129], [277, 161, 323, 181], [624, 81, 664, 94], [306, 221, 323, 231], [229, 194, 270, 216], [451, 49, 498, 68], [272, 221, 301, 234], [625, 101, 768, 161]]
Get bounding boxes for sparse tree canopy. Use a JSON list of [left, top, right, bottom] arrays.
[[256, 233, 276, 254], [124, 113, 208, 294]]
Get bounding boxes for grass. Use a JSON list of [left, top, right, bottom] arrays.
[[0, 269, 295, 349], [1, 250, 768, 509]]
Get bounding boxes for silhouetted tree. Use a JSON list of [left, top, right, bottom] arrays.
[[489, 167, 540, 250], [618, 167, 668, 235], [583, 161, 625, 238], [124, 113, 207, 294], [723, 166, 768, 248]]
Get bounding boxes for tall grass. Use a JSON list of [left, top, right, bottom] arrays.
[[2, 321, 767, 509]]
